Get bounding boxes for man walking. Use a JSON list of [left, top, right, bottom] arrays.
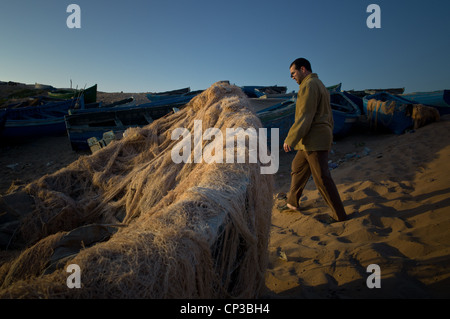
[[282, 58, 347, 222]]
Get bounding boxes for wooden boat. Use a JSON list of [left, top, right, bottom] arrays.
[[241, 85, 287, 98], [258, 92, 297, 99], [68, 97, 136, 114], [65, 102, 181, 150], [77, 83, 97, 104], [362, 92, 415, 134], [48, 84, 97, 104], [347, 87, 405, 98], [101, 97, 135, 108], [0, 98, 80, 140], [146, 87, 191, 102], [327, 83, 342, 92], [0, 95, 135, 140], [146, 90, 203, 105], [250, 93, 361, 148], [401, 90, 450, 115], [252, 98, 296, 148], [329, 91, 362, 137], [258, 83, 341, 100]]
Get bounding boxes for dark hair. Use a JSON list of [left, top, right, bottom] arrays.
[[290, 58, 312, 72]]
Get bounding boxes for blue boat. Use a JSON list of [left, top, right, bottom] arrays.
[[251, 98, 297, 148], [242, 84, 340, 99], [67, 97, 136, 115], [339, 91, 364, 114], [401, 90, 450, 115], [0, 98, 81, 140], [146, 90, 203, 107], [146, 87, 191, 102], [241, 85, 288, 98], [330, 91, 362, 137], [0, 94, 136, 140], [362, 92, 416, 134], [251, 92, 361, 148], [65, 102, 181, 150], [65, 87, 221, 150], [327, 83, 342, 92]]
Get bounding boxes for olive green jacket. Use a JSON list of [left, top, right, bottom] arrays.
[[284, 73, 334, 151]]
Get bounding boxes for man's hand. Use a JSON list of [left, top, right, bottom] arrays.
[[283, 143, 292, 153]]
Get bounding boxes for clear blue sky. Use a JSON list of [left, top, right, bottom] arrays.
[[1, 0, 449, 94]]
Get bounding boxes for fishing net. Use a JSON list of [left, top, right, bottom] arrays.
[[366, 99, 439, 133], [411, 103, 440, 129], [0, 82, 274, 298], [366, 99, 399, 128]]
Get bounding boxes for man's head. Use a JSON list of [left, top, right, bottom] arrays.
[[290, 58, 312, 85]]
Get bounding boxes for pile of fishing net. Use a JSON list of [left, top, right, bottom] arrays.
[[0, 82, 273, 298], [411, 103, 440, 129]]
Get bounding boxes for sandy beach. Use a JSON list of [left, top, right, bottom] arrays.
[[264, 115, 450, 298], [1, 87, 449, 298]]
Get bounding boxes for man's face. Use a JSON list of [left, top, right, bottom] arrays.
[[290, 65, 305, 85]]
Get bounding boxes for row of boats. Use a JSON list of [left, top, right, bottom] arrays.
[[0, 82, 448, 151]]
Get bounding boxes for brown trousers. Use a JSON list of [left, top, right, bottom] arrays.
[[287, 150, 347, 221]]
